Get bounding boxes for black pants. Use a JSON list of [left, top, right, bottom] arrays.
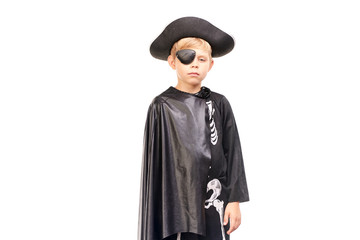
[[164, 232, 205, 240]]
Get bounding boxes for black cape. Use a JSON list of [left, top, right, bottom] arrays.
[[138, 87, 249, 240]]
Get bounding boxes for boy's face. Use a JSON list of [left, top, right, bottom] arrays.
[[167, 48, 214, 89]]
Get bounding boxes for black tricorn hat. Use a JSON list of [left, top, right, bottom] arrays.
[[150, 16, 235, 61]]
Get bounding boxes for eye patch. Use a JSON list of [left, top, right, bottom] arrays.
[[176, 49, 196, 65]]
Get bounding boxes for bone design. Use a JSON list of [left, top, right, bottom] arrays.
[[205, 179, 226, 240], [206, 101, 218, 145]]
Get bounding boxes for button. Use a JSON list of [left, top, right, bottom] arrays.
[[209, 166, 212, 169]]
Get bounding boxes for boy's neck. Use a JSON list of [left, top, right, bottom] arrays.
[[175, 83, 202, 94]]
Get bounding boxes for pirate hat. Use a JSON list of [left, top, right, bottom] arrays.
[[150, 16, 235, 60]]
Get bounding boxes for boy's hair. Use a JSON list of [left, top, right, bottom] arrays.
[[170, 37, 212, 59]]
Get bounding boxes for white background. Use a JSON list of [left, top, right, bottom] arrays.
[[1, 0, 359, 239]]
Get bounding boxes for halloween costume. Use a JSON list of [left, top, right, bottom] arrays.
[[138, 17, 249, 240]]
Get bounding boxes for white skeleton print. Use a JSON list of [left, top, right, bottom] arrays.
[[206, 101, 218, 145], [205, 179, 226, 240]]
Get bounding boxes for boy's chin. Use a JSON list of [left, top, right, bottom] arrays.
[[186, 78, 204, 86]]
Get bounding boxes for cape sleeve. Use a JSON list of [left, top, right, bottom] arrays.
[[138, 98, 162, 240], [221, 96, 250, 203]]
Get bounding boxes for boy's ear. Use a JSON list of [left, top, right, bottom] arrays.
[[208, 59, 214, 72], [167, 55, 176, 70]]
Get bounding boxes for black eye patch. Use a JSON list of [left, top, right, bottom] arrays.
[[176, 49, 196, 65]]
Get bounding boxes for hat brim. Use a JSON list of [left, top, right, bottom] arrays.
[[150, 17, 235, 61]]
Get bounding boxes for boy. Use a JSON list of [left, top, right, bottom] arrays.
[[138, 17, 249, 240]]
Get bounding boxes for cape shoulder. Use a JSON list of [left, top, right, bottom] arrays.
[[146, 93, 169, 118], [148, 88, 175, 108]]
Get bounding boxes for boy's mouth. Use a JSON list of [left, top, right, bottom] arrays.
[[188, 72, 200, 76]]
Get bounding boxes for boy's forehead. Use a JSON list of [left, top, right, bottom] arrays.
[[174, 38, 212, 52], [177, 37, 211, 47], [178, 37, 208, 43], [177, 45, 211, 51]]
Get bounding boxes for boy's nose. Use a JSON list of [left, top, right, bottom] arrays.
[[191, 59, 199, 68]]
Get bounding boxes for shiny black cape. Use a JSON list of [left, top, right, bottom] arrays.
[[138, 87, 249, 240]]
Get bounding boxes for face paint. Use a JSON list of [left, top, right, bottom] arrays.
[[176, 49, 196, 65]]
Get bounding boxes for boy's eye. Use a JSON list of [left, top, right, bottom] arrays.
[[199, 58, 207, 62]]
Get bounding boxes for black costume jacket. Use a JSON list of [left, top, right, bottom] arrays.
[[138, 87, 249, 240]]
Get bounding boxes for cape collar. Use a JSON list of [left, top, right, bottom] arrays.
[[195, 86, 211, 99], [169, 86, 211, 99]]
